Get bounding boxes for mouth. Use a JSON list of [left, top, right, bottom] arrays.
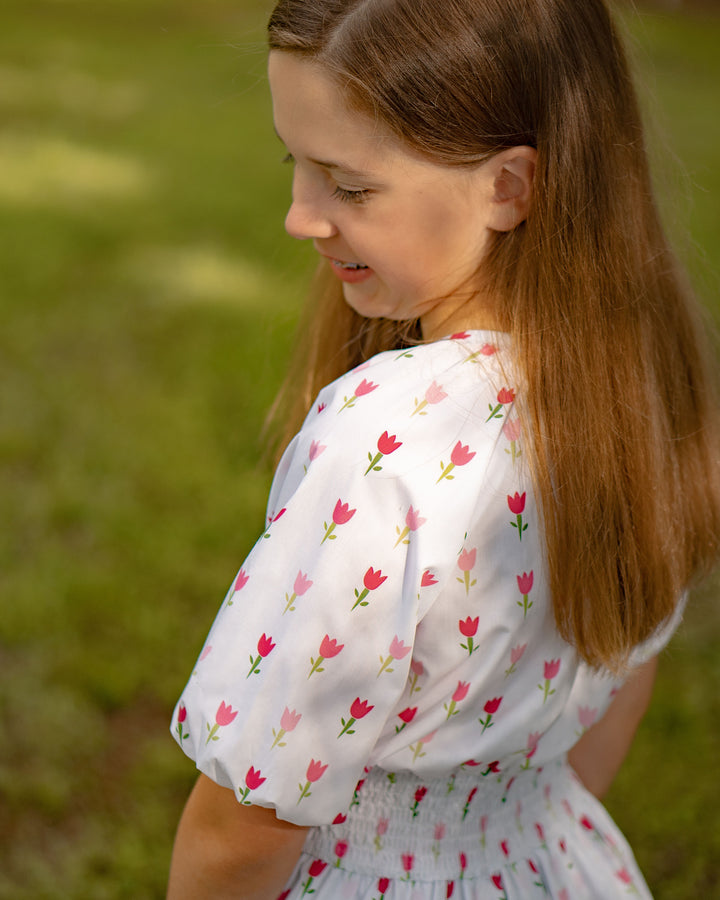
[[330, 258, 369, 271]]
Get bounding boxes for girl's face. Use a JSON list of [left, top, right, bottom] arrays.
[[269, 52, 506, 339]]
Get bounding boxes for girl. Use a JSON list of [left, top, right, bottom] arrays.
[[167, 1, 720, 897]]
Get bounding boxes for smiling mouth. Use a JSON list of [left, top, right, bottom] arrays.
[[332, 259, 369, 271]]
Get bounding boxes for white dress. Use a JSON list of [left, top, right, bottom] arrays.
[[172, 332, 677, 899]]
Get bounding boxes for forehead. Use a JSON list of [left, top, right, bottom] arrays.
[[268, 51, 400, 162]]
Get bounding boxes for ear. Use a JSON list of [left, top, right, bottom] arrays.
[[487, 146, 537, 232]]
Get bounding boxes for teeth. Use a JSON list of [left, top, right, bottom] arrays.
[[334, 259, 368, 270]]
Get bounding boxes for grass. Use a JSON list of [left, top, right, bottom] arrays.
[[0, 1, 718, 896]]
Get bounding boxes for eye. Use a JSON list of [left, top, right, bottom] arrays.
[[331, 185, 371, 205]]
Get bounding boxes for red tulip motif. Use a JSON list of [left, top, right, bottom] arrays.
[[437, 441, 476, 483], [478, 697, 502, 733], [516, 570, 534, 617], [339, 378, 379, 412], [538, 658, 561, 703], [322, 499, 357, 544], [308, 633, 345, 678], [247, 633, 275, 678], [487, 386, 516, 422], [365, 430, 403, 474], [205, 700, 238, 744], [338, 697, 375, 737], [298, 758, 329, 804], [507, 492, 529, 540], [458, 615, 480, 656], [352, 566, 387, 610]]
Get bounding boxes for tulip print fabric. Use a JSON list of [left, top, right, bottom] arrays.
[[172, 332, 679, 899]]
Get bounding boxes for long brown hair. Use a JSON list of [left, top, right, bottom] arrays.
[[267, 0, 720, 670]]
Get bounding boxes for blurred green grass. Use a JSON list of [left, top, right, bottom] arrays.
[[0, 1, 718, 897]]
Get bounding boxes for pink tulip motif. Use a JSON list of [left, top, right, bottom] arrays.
[[297, 758, 329, 804], [616, 868, 634, 887], [462, 787, 478, 821], [508, 492, 529, 540], [395, 705, 418, 734], [458, 615, 480, 656], [262, 507, 286, 539], [283, 569, 313, 614], [522, 731, 542, 770], [410, 785, 428, 818], [459, 851, 468, 880], [456, 547, 477, 594], [227, 568, 249, 605], [308, 633, 345, 678], [462, 341, 497, 365], [421, 570, 438, 588], [412, 380, 448, 417], [365, 430, 403, 475], [401, 853, 414, 881], [322, 498, 357, 544], [339, 377, 379, 412], [503, 417, 522, 463], [334, 840, 348, 867], [577, 705, 598, 734], [444, 680, 470, 720], [338, 697, 375, 737], [378, 635, 412, 676], [301, 859, 328, 894], [309, 440, 326, 462], [516, 570, 534, 617], [447, 882, 455, 898], [271, 706, 302, 749], [437, 441, 476, 483], [205, 700, 238, 744], [491, 872, 508, 900], [175, 704, 188, 743], [409, 730, 436, 763], [451, 331, 471, 340], [238, 765, 266, 804], [247, 633, 276, 678], [504, 642, 527, 677], [352, 566, 388, 610], [432, 822, 446, 860], [376, 876, 391, 897], [408, 658, 424, 695], [395, 505, 427, 547], [480, 815, 488, 849], [478, 697, 502, 733], [538, 658, 561, 703], [486, 386, 516, 422], [374, 817, 389, 851]]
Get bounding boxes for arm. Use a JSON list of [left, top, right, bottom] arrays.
[[167, 774, 308, 900], [567, 656, 658, 799]]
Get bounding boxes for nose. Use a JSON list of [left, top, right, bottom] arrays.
[[284, 170, 338, 241]]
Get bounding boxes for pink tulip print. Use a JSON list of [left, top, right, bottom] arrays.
[[444, 680, 470, 719], [395, 706, 418, 734], [516, 570, 534, 617], [262, 507, 286, 540], [227, 568, 249, 605], [401, 853, 414, 880], [538, 658, 561, 702], [463, 341, 497, 364], [411, 785, 428, 818], [412, 380, 449, 416], [456, 547, 477, 594], [462, 787, 478, 821], [409, 730, 436, 763], [458, 615, 480, 656], [283, 570, 313, 614], [503, 417, 522, 463], [309, 440, 326, 462], [175, 704, 188, 743], [421, 570, 438, 588], [300, 859, 328, 894], [338, 697, 375, 737], [459, 851, 468, 879], [491, 872, 508, 900], [308, 633, 345, 678], [504, 642, 527, 677], [297, 758, 329, 804], [334, 840, 349, 867], [377, 635, 411, 676], [339, 377, 379, 412], [322, 498, 357, 544], [408, 658, 424, 695], [376, 876, 391, 897], [247, 633, 276, 678], [486, 386, 516, 422], [437, 441, 476, 483], [238, 765, 266, 804], [432, 822, 446, 861], [508, 491, 529, 540], [352, 566, 387, 610], [478, 696, 502, 733], [271, 706, 302, 749], [577, 705, 598, 734], [395, 505, 427, 547], [374, 817, 389, 851], [205, 700, 238, 744], [365, 430, 403, 474]]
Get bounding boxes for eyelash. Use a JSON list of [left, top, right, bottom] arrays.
[[281, 153, 370, 205]]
